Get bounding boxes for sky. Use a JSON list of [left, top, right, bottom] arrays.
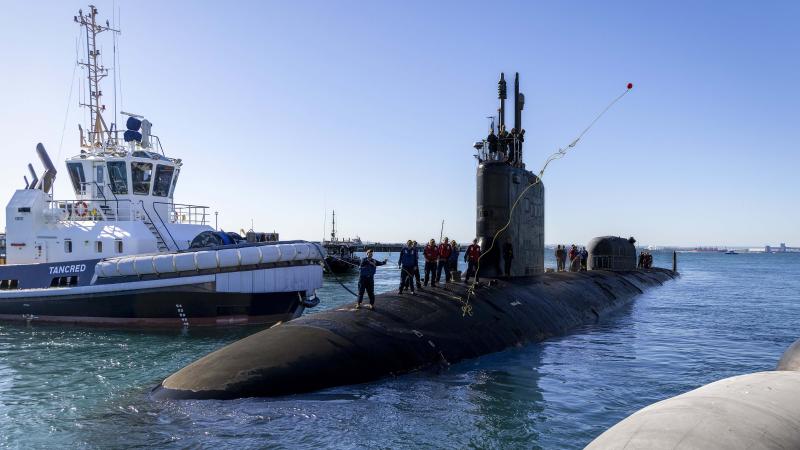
[[0, 0, 798, 247]]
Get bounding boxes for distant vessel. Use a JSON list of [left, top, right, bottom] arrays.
[[725, 249, 738, 254], [322, 211, 360, 274], [0, 6, 322, 327]]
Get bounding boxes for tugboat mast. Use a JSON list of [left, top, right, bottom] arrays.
[[75, 5, 119, 150], [330, 210, 337, 242]]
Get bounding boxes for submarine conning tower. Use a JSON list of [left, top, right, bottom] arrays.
[[474, 73, 544, 276]]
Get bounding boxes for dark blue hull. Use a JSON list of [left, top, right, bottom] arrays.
[[0, 259, 100, 289], [0, 260, 307, 328]]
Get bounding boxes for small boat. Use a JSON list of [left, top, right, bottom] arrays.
[[322, 211, 360, 274], [725, 249, 738, 254], [0, 6, 322, 328]]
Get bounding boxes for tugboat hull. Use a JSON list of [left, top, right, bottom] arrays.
[[0, 242, 324, 328], [0, 282, 306, 327]]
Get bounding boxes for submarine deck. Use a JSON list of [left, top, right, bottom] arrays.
[[155, 268, 677, 399]]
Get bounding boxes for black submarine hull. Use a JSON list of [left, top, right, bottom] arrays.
[[153, 268, 676, 400]]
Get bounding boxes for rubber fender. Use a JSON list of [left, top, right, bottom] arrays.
[[275, 244, 297, 261], [174, 253, 196, 272], [153, 254, 176, 274], [294, 243, 311, 261], [239, 246, 262, 266], [95, 261, 114, 278], [217, 248, 240, 268], [194, 251, 218, 270], [116, 257, 137, 277], [133, 256, 156, 275], [260, 245, 280, 264]]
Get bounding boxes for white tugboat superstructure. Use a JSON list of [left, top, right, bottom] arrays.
[[0, 6, 322, 327]]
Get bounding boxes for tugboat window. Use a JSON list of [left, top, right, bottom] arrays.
[[131, 162, 153, 195], [170, 169, 180, 197], [66, 162, 86, 194], [107, 161, 128, 194], [95, 241, 103, 253], [152, 165, 174, 197], [115, 240, 123, 253], [64, 239, 72, 253]]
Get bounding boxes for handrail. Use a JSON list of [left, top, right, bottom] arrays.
[[141, 200, 178, 250], [154, 201, 209, 225], [475, 137, 523, 166], [50, 198, 133, 222], [106, 183, 120, 203], [78, 181, 109, 205]]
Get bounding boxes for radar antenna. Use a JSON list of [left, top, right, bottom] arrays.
[[75, 5, 119, 149]]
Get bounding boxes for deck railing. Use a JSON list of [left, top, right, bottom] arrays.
[[474, 137, 523, 166], [50, 198, 135, 222], [154, 202, 209, 225]]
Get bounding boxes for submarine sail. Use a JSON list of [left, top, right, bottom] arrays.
[[476, 72, 543, 277]]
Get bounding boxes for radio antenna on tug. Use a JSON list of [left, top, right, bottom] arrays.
[[75, 5, 119, 150]]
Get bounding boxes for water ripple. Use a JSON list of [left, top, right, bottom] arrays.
[[0, 252, 798, 449]]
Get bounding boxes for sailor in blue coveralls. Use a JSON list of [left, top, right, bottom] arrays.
[[357, 249, 386, 310], [398, 240, 417, 295]]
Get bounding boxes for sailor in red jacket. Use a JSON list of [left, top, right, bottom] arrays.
[[436, 237, 453, 284], [423, 239, 439, 287], [464, 238, 481, 281]]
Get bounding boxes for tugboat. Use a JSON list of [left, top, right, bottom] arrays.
[[322, 211, 360, 274], [0, 6, 322, 327]]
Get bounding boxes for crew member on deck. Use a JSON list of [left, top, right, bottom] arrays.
[[448, 240, 460, 275], [464, 238, 481, 281], [498, 126, 509, 160], [556, 245, 566, 272], [412, 240, 421, 289], [357, 249, 386, 310], [502, 241, 514, 275], [437, 237, 453, 283], [580, 247, 588, 271], [398, 240, 417, 295], [487, 129, 498, 158], [423, 239, 439, 287]]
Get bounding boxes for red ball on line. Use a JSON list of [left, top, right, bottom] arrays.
[[627, 83, 634, 89]]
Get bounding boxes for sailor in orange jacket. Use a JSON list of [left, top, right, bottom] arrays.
[[436, 237, 453, 284], [423, 239, 439, 287], [464, 238, 481, 281]]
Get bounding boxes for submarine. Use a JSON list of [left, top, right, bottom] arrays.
[[152, 73, 677, 400]]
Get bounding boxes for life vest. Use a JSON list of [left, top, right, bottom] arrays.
[[437, 243, 452, 260], [466, 244, 481, 262], [424, 244, 439, 262]]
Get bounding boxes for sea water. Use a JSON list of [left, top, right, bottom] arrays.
[[1, 251, 798, 449]]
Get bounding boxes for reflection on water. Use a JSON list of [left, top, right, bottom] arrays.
[[0, 251, 799, 448]]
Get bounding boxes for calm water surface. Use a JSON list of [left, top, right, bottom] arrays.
[[1, 251, 799, 449]]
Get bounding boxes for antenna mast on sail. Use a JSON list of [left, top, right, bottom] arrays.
[[75, 5, 119, 150]]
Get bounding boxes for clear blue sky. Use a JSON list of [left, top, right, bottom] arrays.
[[1, 0, 797, 247]]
